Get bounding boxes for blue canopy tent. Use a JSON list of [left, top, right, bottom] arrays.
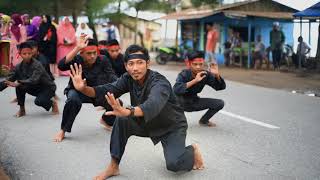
[[293, 2, 320, 68]]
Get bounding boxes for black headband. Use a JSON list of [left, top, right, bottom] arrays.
[[127, 54, 149, 61]]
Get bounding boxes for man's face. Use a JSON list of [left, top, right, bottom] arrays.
[[190, 61, 205, 74], [81, 50, 97, 65], [107, 46, 121, 60], [31, 47, 38, 57], [19, 48, 33, 61], [125, 54, 149, 81]]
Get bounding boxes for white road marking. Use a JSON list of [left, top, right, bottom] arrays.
[[219, 110, 280, 129]]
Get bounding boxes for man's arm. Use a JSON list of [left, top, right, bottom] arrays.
[[18, 63, 45, 85], [207, 64, 226, 90], [59, 35, 89, 71], [0, 67, 18, 91], [173, 71, 206, 95], [139, 79, 171, 123], [206, 72, 226, 90], [69, 63, 128, 99]]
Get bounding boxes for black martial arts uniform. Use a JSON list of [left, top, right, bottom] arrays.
[[94, 70, 194, 172], [34, 53, 55, 80], [105, 53, 126, 77], [0, 58, 56, 111], [58, 55, 118, 132], [173, 69, 226, 124]]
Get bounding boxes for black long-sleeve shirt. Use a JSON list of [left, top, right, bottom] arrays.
[[94, 70, 188, 142], [173, 69, 226, 98], [34, 53, 54, 80], [0, 58, 56, 91], [105, 53, 126, 77], [58, 55, 118, 95]]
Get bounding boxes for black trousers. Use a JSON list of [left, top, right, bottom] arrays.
[[16, 85, 55, 111], [181, 97, 224, 123], [272, 49, 282, 68], [61, 89, 115, 133], [110, 116, 194, 172]]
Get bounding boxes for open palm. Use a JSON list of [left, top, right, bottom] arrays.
[[70, 63, 86, 91], [104, 92, 129, 117]]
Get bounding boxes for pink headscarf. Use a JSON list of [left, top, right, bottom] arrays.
[[57, 17, 75, 42], [11, 13, 23, 41], [31, 16, 42, 29]]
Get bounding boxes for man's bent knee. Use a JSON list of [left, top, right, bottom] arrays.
[[166, 161, 180, 172]]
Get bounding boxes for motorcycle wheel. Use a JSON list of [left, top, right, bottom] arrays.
[[155, 54, 167, 65]]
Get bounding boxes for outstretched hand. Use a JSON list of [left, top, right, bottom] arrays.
[[4, 80, 20, 87], [104, 92, 130, 117], [69, 63, 87, 91], [76, 34, 89, 49], [209, 63, 219, 76]]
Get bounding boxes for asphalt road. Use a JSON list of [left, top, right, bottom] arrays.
[[0, 65, 319, 180]]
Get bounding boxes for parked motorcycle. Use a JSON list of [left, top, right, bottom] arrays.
[[155, 47, 186, 65]]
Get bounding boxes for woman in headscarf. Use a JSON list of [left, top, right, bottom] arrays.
[[39, 15, 57, 76], [22, 14, 38, 41], [56, 17, 76, 76], [10, 13, 27, 68], [31, 16, 42, 29], [0, 14, 11, 40], [75, 22, 93, 39]]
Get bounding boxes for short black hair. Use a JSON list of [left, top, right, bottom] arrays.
[[18, 42, 32, 51], [107, 39, 119, 46], [98, 40, 108, 45], [124, 44, 149, 63], [87, 39, 98, 46], [26, 40, 38, 48], [187, 50, 204, 60], [206, 23, 213, 27]]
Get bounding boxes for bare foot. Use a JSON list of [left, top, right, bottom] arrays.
[[100, 118, 112, 131], [93, 162, 120, 180], [96, 106, 105, 111], [53, 130, 65, 142], [192, 144, 204, 170], [15, 108, 26, 118], [52, 100, 59, 115], [199, 120, 216, 127], [10, 97, 17, 103]]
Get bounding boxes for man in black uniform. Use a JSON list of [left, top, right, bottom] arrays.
[[0, 42, 59, 117], [53, 36, 118, 142], [28, 40, 55, 81], [173, 51, 226, 127], [69, 45, 205, 180], [105, 39, 126, 77]]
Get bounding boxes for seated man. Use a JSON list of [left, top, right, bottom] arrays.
[[173, 51, 226, 127], [53, 36, 118, 142], [0, 42, 59, 117], [69, 45, 204, 179]]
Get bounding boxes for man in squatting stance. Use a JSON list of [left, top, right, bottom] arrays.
[[69, 45, 205, 179], [0, 42, 59, 117], [173, 51, 226, 127], [53, 36, 118, 142]]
